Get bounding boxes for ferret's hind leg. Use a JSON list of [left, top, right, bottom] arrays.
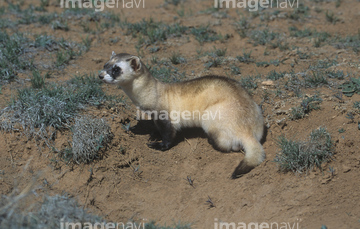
[[207, 129, 234, 152]]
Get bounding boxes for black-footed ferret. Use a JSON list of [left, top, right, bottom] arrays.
[[99, 52, 265, 179]]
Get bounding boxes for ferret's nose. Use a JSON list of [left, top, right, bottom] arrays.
[[98, 71, 104, 80]]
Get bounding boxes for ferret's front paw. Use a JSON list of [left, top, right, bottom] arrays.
[[147, 141, 170, 151], [148, 131, 161, 141]]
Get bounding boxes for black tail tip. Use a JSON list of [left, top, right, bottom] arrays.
[[231, 160, 255, 179]]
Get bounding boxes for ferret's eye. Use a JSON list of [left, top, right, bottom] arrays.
[[113, 66, 121, 74]]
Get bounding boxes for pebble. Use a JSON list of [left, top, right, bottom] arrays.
[[342, 165, 351, 173]]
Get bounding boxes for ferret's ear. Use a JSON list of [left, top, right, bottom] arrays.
[[111, 51, 116, 59], [129, 56, 141, 72]]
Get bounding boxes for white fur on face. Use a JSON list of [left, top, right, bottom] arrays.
[[102, 71, 114, 84], [116, 61, 134, 75], [110, 61, 135, 85], [101, 60, 134, 84]]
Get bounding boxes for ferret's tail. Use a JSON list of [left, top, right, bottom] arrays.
[[231, 137, 265, 179]]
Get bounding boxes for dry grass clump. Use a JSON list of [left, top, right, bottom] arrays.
[[0, 180, 190, 229], [0, 74, 115, 147], [71, 116, 113, 163], [0, 187, 105, 229]]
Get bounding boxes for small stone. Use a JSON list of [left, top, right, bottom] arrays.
[[336, 50, 344, 54], [262, 80, 275, 86], [276, 118, 287, 128], [26, 142, 32, 150], [320, 174, 332, 184], [92, 58, 103, 64], [278, 12, 287, 18], [200, 56, 211, 63], [275, 110, 288, 115], [226, 57, 237, 62], [342, 165, 351, 173]]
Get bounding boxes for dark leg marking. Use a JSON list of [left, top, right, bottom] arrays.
[[147, 119, 176, 151]]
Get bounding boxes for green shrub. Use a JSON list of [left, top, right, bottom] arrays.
[[256, 59, 280, 67], [289, 3, 309, 20], [0, 74, 115, 143], [334, 34, 360, 53], [190, 25, 221, 45], [230, 65, 241, 75], [327, 70, 346, 80], [31, 69, 45, 89], [325, 10, 340, 24], [354, 101, 360, 112], [123, 18, 187, 46], [339, 77, 360, 97], [234, 17, 250, 38], [204, 57, 223, 69], [170, 52, 186, 65], [145, 221, 192, 229], [274, 127, 333, 174], [213, 47, 227, 57], [289, 95, 323, 120], [240, 75, 258, 90], [164, 0, 186, 6], [250, 29, 278, 46], [304, 71, 328, 87], [266, 70, 289, 81], [150, 65, 185, 83], [0, 31, 32, 83], [236, 51, 254, 63]]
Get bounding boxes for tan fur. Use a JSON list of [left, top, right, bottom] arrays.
[[99, 53, 265, 178]]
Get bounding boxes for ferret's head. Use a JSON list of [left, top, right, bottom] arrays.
[[99, 52, 143, 85]]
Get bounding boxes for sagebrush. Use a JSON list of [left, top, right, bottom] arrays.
[[274, 127, 333, 174]]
